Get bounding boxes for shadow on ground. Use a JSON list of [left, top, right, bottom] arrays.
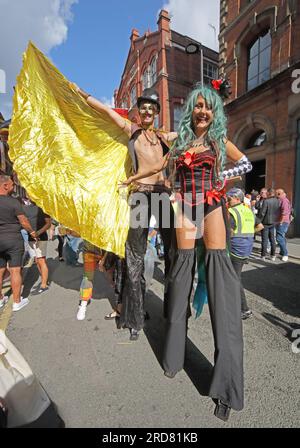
[[261, 312, 300, 342], [243, 259, 300, 318], [22, 257, 116, 307], [144, 290, 213, 397]]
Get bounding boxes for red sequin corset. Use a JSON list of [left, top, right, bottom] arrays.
[[175, 149, 224, 206]]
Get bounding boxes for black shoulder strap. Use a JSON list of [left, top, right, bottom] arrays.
[[156, 132, 170, 156]]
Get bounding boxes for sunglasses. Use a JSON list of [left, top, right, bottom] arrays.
[[139, 104, 157, 113]]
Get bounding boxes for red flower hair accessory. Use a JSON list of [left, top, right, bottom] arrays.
[[211, 78, 232, 99], [211, 79, 222, 91]]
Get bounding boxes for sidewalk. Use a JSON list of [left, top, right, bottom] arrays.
[[253, 236, 300, 260]]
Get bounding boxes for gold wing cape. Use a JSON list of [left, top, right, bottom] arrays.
[[9, 42, 131, 258]]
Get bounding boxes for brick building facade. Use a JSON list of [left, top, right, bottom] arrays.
[[0, 116, 12, 174], [114, 9, 218, 132], [219, 0, 300, 235]]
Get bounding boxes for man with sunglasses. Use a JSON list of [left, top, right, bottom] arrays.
[[72, 85, 177, 340]]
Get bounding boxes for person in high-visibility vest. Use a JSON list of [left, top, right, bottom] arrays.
[[227, 188, 263, 320]]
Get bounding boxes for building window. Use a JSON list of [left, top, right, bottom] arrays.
[[142, 69, 150, 90], [246, 130, 267, 149], [247, 30, 271, 91], [203, 61, 218, 85], [121, 97, 128, 109], [149, 55, 157, 86], [130, 85, 137, 107], [141, 55, 158, 91], [173, 104, 184, 131]]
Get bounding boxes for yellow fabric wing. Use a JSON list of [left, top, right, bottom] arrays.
[[8, 42, 131, 258]]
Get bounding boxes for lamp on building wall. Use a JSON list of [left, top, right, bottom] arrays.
[[185, 42, 204, 86]]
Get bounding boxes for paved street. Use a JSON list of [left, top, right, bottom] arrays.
[[1, 240, 300, 428]]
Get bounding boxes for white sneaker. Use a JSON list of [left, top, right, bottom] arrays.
[[0, 296, 9, 308], [12, 297, 29, 312], [282, 256, 288, 262], [271, 256, 276, 262], [76, 302, 88, 321]]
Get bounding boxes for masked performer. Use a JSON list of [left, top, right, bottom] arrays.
[[126, 84, 252, 420], [73, 85, 177, 340]]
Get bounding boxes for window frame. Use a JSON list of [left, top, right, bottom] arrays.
[[247, 29, 271, 92], [129, 84, 137, 108], [149, 55, 157, 87]]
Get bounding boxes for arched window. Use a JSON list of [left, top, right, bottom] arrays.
[[130, 84, 137, 108], [173, 104, 184, 131], [247, 30, 271, 91], [149, 55, 157, 86], [142, 69, 149, 90], [246, 130, 267, 149]]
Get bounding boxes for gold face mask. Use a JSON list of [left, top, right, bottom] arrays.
[[138, 102, 157, 116]]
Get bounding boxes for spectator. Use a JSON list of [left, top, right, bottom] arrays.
[[0, 173, 37, 311], [20, 196, 36, 266], [64, 229, 82, 266], [77, 241, 118, 321], [255, 188, 267, 214], [244, 193, 251, 209], [257, 188, 280, 261], [22, 198, 51, 293], [250, 190, 259, 214], [276, 189, 292, 262], [227, 188, 262, 320], [49, 219, 65, 261]]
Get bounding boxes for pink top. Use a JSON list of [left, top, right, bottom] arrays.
[[279, 196, 291, 224]]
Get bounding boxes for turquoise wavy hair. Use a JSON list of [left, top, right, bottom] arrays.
[[172, 84, 228, 179]]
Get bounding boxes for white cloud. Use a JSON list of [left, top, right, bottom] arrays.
[[0, 0, 78, 119], [163, 0, 220, 51], [100, 96, 115, 108]]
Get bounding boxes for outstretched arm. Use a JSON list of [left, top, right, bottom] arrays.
[[222, 140, 252, 179], [70, 83, 132, 137], [120, 152, 171, 185]]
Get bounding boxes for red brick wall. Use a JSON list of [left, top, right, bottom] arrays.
[[115, 10, 218, 131], [220, 0, 300, 216]]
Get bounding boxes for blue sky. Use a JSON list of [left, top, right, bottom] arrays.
[[50, 0, 166, 104], [0, 0, 219, 118]]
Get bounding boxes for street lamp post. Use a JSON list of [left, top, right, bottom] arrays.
[[185, 42, 204, 86]]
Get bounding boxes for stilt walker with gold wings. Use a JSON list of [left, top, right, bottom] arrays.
[[9, 42, 132, 258]]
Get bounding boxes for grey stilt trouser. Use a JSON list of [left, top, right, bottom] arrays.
[[163, 247, 244, 411], [205, 249, 244, 411], [162, 248, 196, 375]]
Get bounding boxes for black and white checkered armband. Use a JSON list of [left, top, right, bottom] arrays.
[[222, 155, 252, 179]]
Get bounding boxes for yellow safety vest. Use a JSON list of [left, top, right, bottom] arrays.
[[229, 203, 255, 237]]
